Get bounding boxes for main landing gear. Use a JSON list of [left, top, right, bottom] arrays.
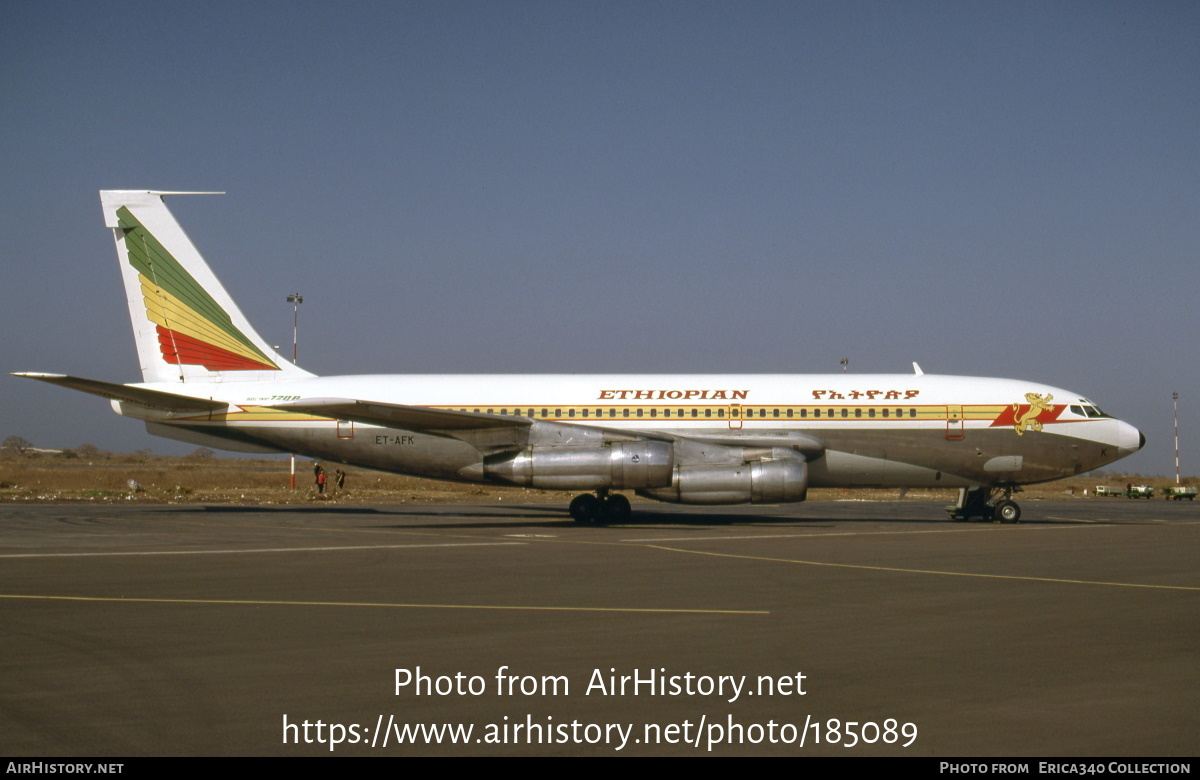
[[568, 490, 632, 524], [947, 486, 1022, 523]]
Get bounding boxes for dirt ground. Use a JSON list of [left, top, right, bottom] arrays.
[[0, 452, 1189, 506]]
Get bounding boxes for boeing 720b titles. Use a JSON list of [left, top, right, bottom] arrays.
[[15, 191, 1145, 523]]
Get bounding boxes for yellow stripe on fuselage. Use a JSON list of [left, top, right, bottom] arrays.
[[417, 403, 1013, 423], [176, 405, 332, 422]]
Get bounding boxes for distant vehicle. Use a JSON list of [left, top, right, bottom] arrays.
[[1095, 486, 1124, 497], [1127, 485, 1154, 499], [14, 190, 1146, 525], [1163, 486, 1197, 501]]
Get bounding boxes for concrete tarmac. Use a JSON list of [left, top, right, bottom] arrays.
[[0, 499, 1196, 756]]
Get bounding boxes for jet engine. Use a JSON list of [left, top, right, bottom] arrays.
[[638, 453, 808, 505], [483, 441, 674, 490]]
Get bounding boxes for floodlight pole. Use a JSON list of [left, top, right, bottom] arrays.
[[287, 293, 303, 490], [289, 293, 303, 364], [1173, 392, 1180, 486]]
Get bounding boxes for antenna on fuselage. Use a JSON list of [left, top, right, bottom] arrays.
[[913, 362, 924, 375]]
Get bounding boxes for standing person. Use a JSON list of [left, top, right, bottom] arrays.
[[334, 468, 346, 494], [314, 463, 326, 495]]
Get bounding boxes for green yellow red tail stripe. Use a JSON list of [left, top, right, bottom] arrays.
[[117, 206, 279, 372]]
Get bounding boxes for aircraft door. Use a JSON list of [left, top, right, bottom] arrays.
[[729, 404, 743, 430], [945, 406, 964, 440]]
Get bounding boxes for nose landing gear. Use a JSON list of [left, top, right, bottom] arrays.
[[948, 486, 1022, 523], [993, 498, 1021, 523]]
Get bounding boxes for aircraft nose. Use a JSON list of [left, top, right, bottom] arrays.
[[1117, 421, 1145, 457]]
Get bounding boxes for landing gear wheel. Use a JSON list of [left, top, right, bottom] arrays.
[[569, 494, 601, 524], [601, 493, 632, 522], [994, 500, 1021, 524]]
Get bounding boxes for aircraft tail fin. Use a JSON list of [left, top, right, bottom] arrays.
[[100, 191, 314, 384]]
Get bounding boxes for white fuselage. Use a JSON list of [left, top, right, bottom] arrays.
[[117, 372, 1143, 492]]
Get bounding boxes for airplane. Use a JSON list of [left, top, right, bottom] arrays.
[[14, 190, 1145, 524]]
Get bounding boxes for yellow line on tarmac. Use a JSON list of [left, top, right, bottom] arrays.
[[0, 593, 767, 615], [639, 546, 1200, 592], [0, 541, 524, 559]]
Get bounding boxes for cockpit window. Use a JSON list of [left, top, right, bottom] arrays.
[[1076, 401, 1112, 419]]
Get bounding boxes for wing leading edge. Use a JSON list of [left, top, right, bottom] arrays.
[[266, 396, 826, 457]]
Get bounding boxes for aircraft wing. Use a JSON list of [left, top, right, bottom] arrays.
[[268, 398, 531, 432], [267, 397, 825, 458], [676, 431, 825, 459], [267, 397, 537, 450], [12, 373, 227, 412]]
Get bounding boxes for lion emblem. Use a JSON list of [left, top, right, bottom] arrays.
[[1013, 393, 1053, 435]]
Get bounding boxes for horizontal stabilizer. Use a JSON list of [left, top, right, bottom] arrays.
[[12, 373, 227, 412]]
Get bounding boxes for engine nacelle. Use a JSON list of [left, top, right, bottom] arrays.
[[638, 457, 808, 505], [484, 441, 675, 490]]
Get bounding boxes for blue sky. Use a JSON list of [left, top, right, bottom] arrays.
[[3, 1, 1197, 477]]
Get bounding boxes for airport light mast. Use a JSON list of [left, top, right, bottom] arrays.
[[287, 293, 303, 490], [288, 293, 303, 363], [1173, 391, 1180, 486]]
